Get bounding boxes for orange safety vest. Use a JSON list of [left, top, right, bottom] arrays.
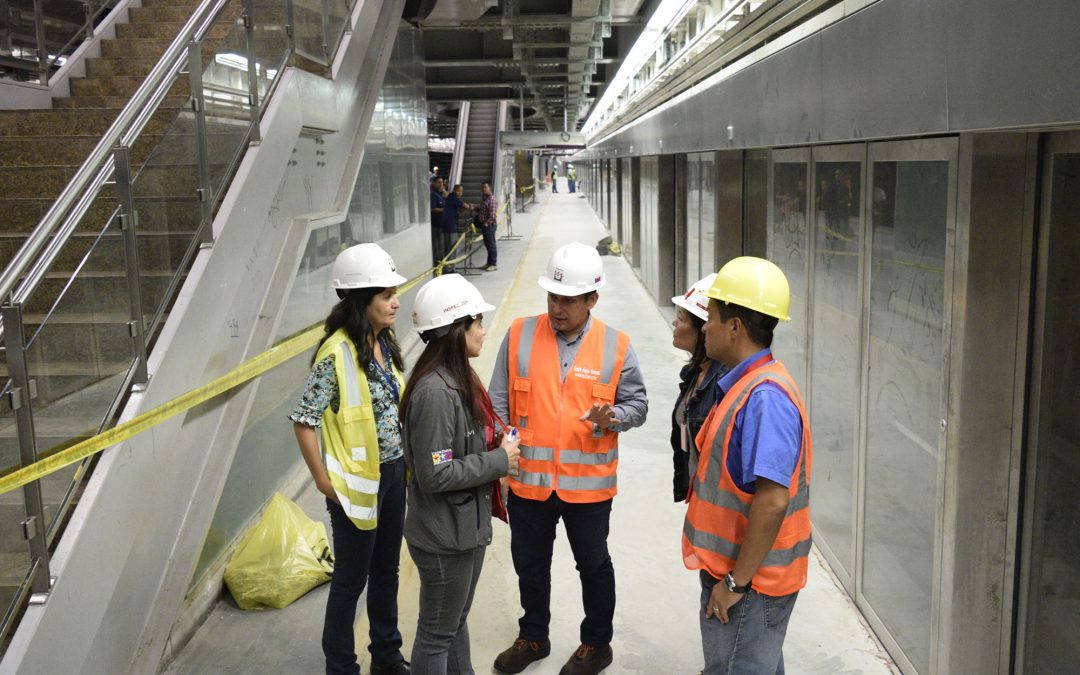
[[682, 359, 812, 596], [507, 314, 630, 503]]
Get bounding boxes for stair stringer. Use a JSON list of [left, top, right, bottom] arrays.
[[0, 1, 412, 673]]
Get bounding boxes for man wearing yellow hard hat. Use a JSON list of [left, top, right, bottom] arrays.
[[681, 256, 813, 674]]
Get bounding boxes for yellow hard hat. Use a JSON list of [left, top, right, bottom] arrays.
[[706, 256, 791, 321]]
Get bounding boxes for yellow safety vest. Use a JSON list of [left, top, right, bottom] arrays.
[[314, 328, 405, 530]]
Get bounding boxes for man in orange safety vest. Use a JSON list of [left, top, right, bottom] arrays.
[[488, 242, 648, 675], [683, 256, 812, 674]]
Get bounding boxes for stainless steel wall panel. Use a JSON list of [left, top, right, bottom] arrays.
[[581, 0, 1080, 160], [819, 0, 947, 141], [938, 132, 1033, 675], [945, 0, 1080, 131]]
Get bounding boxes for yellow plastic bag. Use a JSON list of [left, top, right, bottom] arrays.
[[224, 492, 335, 610]]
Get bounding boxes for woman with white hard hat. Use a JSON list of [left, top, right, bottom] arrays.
[[289, 242, 411, 675], [670, 273, 728, 502], [399, 274, 521, 675]]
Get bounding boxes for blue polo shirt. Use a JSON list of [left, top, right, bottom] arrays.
[[441, 193, 465, 233], [717, 349, 803, 494], [430, 188, 445, 226]]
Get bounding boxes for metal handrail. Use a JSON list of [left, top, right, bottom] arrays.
[[0, 0, 232, 313]]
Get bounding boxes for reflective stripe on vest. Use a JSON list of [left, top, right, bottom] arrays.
[[682, 360, 812, 596], [507, 315, 629, 503], [314, 329, 403, 531]]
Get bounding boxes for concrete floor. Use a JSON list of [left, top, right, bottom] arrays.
[[166, 191, 898, 674]]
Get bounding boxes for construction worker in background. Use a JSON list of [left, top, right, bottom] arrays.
[[551, 164, 559, 193], [567, 165, 577, 193], [683, 256, 812, 674], [488, 242, 648, 675]]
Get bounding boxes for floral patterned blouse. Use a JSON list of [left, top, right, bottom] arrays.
[[289, 353, 403, 463]]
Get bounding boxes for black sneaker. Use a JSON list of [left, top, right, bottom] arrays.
[[558, 643, 612, 675], [494, 637, 551, 674], [370, 659, 410, 675]]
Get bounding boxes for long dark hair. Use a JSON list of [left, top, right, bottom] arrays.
[[315, 287, 403, 371], [400, 317, 485, 427], [687, 313, 709, 369]]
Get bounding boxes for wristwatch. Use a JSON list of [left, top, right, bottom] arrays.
[[723, 572, 750, 594]]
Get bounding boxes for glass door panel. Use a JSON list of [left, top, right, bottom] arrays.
[[809, 147, 864, 584], [768, 149, 811, 389], [861, 142, 953, 675], [1020, 132, 1080, 673]]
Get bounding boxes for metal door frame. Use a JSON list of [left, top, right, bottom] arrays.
[[767, 146, 812, 379]]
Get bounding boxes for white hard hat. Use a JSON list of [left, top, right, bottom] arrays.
[[331, 243, 407, 289], [537, 242, 606, 296], [672, 273, 717, 322], [412, 274, 495, 337]]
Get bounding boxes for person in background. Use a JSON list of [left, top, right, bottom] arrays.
[[567, 165, 577, 193], [684, 257, 812, 675], [489, 242, 649, 675], [290, 243, 411, 675], [477, 182, 499, 272], [669, 274, 727, 502], [439, 184, 471, 274], [430, 166, 440, 183], [551, 165, 559, 193], [430, 177, 447, 269], [400, 273, 521, 675]]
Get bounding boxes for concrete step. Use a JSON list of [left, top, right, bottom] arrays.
[[52, 95, 189, 110], [70, 74, 191, 99], [0, 106, 179, 137], [0, 192, 202, 239], [128, 6, 198, 24], [115, 18, 232, 41], [0, 230, 196, 278]]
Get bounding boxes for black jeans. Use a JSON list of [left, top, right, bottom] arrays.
[[507, 491, 615, 645], [323, 457, 407, 675], [480, 224, 497, 266]]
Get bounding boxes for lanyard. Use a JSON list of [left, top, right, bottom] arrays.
[[371, 336, 400, 403]]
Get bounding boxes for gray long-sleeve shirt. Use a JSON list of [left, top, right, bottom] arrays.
[[488, 314, 648, 433]]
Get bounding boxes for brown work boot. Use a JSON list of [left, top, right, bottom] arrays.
[[493, 637, 551, 673], [558, 643, 613, 675]]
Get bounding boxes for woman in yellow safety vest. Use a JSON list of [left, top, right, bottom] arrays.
[[290, 243, 411, 675], [399, 273, 521, 675]]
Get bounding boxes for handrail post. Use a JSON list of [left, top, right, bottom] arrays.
[[31, 0, 48, 83], [285, 0, 296, 67], [113, 145, 150, 387], [188, 41, 214, 247], [82, 0, 95, 41], [1, 303, 52, 597], [242, 0, 261, 143], [320, 0, 330, 65]]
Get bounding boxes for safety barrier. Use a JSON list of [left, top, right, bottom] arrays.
[[0, 222, 495, 498]]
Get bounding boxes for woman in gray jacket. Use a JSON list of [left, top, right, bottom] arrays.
[[400, 274, 521, 675]]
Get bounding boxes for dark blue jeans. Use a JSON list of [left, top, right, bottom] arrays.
[[408, 543, 486, 675], [480, 224, 497, 266], [699, 571, 798, 674], [323, 457, 407, 675], [507, 491, 615, 645]]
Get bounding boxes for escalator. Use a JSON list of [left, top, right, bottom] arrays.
[[452, 100, 502, 203]]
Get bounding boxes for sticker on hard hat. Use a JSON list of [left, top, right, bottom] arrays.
[[594, 276, 601, 283], [553, 269, 564, 281]]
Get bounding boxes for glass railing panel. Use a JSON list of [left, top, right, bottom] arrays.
[[325, 0, 351, 56], [292, 0, 329, 65], [130, 112, 203, 332], [199, 9, 259, 194], [251, 0, 291, 103], [21, 212, 133, 532], [0, 380, 32, 625], [2, 0, 117, 83]]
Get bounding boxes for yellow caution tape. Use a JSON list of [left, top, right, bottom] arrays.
[[0, 239, 456, 496]]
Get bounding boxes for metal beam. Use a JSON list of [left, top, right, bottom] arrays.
[[420, 15, 640, 29], [425, 58, 618, 67], [500, 130, 587, 149]]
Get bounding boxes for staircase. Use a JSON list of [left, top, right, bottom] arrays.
[[0, 0, 251, 623], [457, 100, 499, 203]]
